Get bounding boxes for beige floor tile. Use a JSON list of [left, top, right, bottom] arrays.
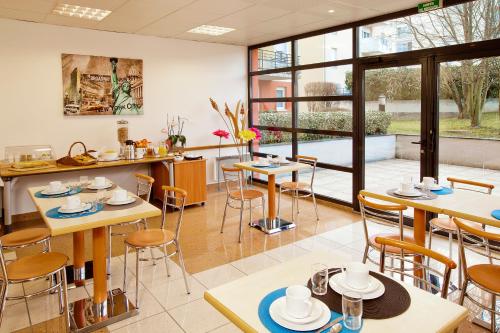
[[208, 322, 243, 332], [294, 235, 344, 252], [0, 302, 30, 333], [193, 264, 246, 289], [150, 276, 205, 310], [263, 244, 310, 263], [167, 299, 228, 333], [110, 312, 183, 333], [230, 253, 280, 275]]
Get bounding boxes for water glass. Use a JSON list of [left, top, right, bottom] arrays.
[[342, 291, 363, 330], [96, 189, 106, 203], [311, 263, 328, 296], [79, 176, 89, 187]]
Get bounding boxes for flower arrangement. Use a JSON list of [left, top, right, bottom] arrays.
[[162, 114, 187, 150]]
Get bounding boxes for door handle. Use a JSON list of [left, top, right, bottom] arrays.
[[411, 140, 422, 145]]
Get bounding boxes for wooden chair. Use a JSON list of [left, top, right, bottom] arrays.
[[0, 240, 70, 331], [220, 166, 265, 243], [123, 186, 190, 308], [277, 155, 319, 222], [375, 237, 457, 299], [428, 177, 494, 288], [454, 218, 500, 333], [108, 173, 155, 274], [358, 193, 417, 271], [0, 227, 51, 257]]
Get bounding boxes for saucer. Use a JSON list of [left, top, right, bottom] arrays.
[[329, 273, 385, 300], [278, 298, 323, 324], [87, 181, 113, 190], [252, 163, 270, 167], [394, 189, 422, 197], [106, 196, 136, 206], [58, 202, 92, 214], [416, 183, 442, 191], [42, 187, 70, 195], [269, 296, 330, 331], [332, 273, 379, 293]]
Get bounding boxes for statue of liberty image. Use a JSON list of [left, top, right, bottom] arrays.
[[110, 58, 142, 115]]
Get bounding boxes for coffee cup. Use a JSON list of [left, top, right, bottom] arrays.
[[400, 182, 414, 194], [343, 262, 370, 290], [49, 181, 62, 192], [285, 285, 313, 319], [66, 196, 81, 210], [136, 148, 145, 159], [94, 177, 106, 187], [422, 177, 436, 187], [112, 189, 128, 202]]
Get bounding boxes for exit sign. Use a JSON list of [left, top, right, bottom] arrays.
[[418, 0, 443, 12]]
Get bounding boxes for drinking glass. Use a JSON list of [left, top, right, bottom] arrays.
[[96, 189, 106, 203], [311, 263, 328, 296], [342, 291, 363, 330], [79, 176, 89, 187]]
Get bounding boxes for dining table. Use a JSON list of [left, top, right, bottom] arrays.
[[204, 250, 468, 332], [233, 160, 311, 234], [28, 183, 161, 332]]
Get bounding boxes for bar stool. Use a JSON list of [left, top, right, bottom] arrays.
[[0, 227, 51, 256], [219, 166, 265, 243], [277, 155, 319, 222], [455, 218, 499, 333], [108, 173, 155, 273], [428, 177, 494, 288], [0, 240, 70, 331], [123, 186, 190, 308]]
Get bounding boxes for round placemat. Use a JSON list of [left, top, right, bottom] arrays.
[[35, 186, 82, 198], [307, 269, 411, 320], [431, 187, 453, 195], [491, 209, 500, 220], [102, 198, 144, 211], [386, 188, 437, 200], [81, 184, 117, 193], [46, 203, 104, 219]]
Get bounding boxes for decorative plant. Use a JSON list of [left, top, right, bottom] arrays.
[[162, 114, 187, 148], [212, 129, 230, 166]]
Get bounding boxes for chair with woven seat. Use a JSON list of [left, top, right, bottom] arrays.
[[219, 166, 265, 243], [428, 177, 494, 288], [123, 186, 190, 308], [0, 240, 70, 330], [375, 237, 457, 298], [454, 218, 500, 333], [108, 173, 155, 273], [358, 194, 417, 275], [277, 155, 319, 222]]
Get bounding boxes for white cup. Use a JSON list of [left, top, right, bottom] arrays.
[[343, 262, 370, 290], [285, 285, 313, 319], [422, 177, 436, 187], [136, 148, 145, 159], [49, 181, 62, 192], [112, 189, 128, 202], [66, 196, 81, 210], [400, 182, 414, 194], [94, 177, 106, 187]]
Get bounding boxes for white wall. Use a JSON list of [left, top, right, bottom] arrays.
[[0, 18, 247, 214]]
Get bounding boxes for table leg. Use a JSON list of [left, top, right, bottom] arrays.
[[413, 208, 426, 283], [73, 231, 86, 287], [93, 227, 108, 319], [2, 178, 13, 233], [267, 174, 276, 220]]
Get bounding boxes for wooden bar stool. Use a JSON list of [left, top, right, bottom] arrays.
[[0, 227, 51, 255], [123, 186, 190, 308], [277, 155, 319, 222], [0, 240, 70, 331], [108, 173, 155, 274], [428, 177, 494, 288], [219, 166, 265, 243], [455, 218, 499, 333]]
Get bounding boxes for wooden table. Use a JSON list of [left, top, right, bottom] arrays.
[[28, 185, 161, 332], [1, 156, 173, 232], [205, 251, 468, 333], [234, 161, 311, 234]]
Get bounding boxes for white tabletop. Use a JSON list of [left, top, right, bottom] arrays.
[[205, 251, 468, 333], [234, 161, 311, 175]]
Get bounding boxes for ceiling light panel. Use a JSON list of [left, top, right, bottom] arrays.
[[188, 25, 235, 36], [52, 4, 111, 21]]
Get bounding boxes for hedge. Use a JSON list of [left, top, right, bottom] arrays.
[[258, 110, 391, 144]]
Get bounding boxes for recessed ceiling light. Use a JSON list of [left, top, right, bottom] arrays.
[[328, 9, 335, 13], [188, 25, 235, 36], [52, 4, 111, 21]]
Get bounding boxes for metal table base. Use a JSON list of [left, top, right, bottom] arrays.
[[250, 218, 295, 234], [69, 288, 137, 333]]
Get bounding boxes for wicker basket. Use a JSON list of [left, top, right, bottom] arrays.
[[56, 141, 97, 166]]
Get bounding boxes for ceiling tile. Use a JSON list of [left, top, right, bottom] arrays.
[[57, 0, 129, 11], [183, 0, 254, 16], [0, 7, 46, 21], [252, 12, 325, 34], [209, 4, 292, 29], [334, 0, 420, 12], [0, 0, 55, 13], [44, 12, 100, 29]]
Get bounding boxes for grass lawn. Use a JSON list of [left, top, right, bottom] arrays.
[[389, 112, 500, 139]]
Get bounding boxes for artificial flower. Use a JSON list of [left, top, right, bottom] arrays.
[[249, 127, 262, 141], [239, 129, 257, 142], [213, 129, 230, 139]]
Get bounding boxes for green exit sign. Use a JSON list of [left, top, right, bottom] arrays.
[[418, 0, 443, 12]]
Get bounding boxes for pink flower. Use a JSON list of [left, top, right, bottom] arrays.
[[213, 129, 230, 139], [249, 127, 262, 141]]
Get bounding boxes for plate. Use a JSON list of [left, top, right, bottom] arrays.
[[87, 181, 113, 190], [394, 189, 422, 197], [269, 296, 331, 331], [329, 273, 385, 300], [252, 163, 271, 168], [58, 202, 92, 214], [98, 157, 120, 162], [41, 187, 70, 195], [415, 183, 442, 191], [280, 161, 293, 165], [106, 196, 136, 206], [278, 298, 323, 324], [331, 272, 380, 293]]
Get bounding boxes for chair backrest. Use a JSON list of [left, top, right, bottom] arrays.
[[135, 173, 155, 201], [447, 177, 494, 194], [221, 166, 245, 199], [296, 155, 317, 188], [357, 193, 407, 243], [375, 237, 457, 298], [0, 241, 8, 282], [160, 186, 187, 240], [454, 218, 500, 273]]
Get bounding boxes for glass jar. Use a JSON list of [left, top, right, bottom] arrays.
[[117, 120, 129, 145]]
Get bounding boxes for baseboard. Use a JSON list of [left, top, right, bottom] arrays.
[[12, 211, 41, 223]]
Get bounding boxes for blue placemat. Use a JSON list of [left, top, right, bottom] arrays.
[[258, 288, 360, 333], [431, 187, 453, 195], [252, 164, 280, 169], [491, 210, 500, 220], [35, 186, 82, 198], [46, 203, 103, 219]]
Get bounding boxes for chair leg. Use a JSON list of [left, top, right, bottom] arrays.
[[151, 247, 157, 266], [135, 250, 140, 309], [249, 200, 252, 224], [238, 201, 244, 243], [61, 269, 70, 332], [220, 198, 229, 233], [291, 192, 295, 222], [176, 241, 190, 294], [262, 197, 266, 223], [427, 227, 434, 267], [123, 244, 129, 293], [312, 192, 319, 221], [458, 278, 468, 305], [0, 281, 8, 326], [163, 245, 170, 277], [296, 192, 300, 215], [107, 226, 112, 276], [491, 294, 496, 333], [57, 269, 64, 315]]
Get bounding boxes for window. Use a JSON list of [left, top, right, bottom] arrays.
[[250, 42, 292, 71], [296, 65, 353, 97], [362, 30, 371, 38], [296, 29, 352, 65], [275, 87, 286, 111]]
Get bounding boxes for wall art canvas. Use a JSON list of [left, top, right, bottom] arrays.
[[61, 54, 143, 116]]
